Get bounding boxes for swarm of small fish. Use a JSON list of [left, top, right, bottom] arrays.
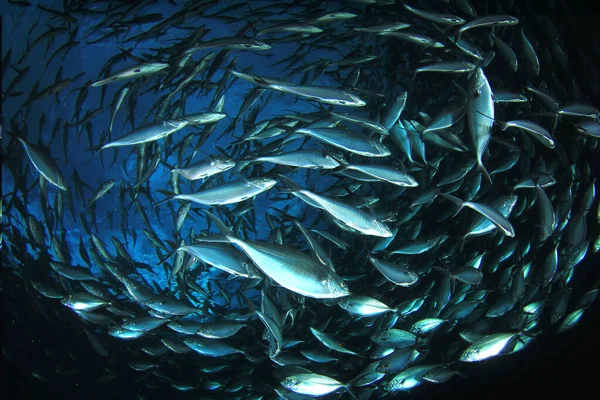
[[2, 0, 600, 399]]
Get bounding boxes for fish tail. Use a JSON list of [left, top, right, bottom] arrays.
[[345, 383, 359, 400], [276, 174, 302, 193], [439, 192, 465, 211], [155, 191, 176, 207], [477, 159, 493, 184], [83, 145, 104, 167], [159, 161, 177, 179], [235, 160, 253, 172], [158, 247, 178, 265], [202, 209, 234, 237]]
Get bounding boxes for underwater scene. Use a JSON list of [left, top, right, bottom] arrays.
[[2, 0, 600, 399]]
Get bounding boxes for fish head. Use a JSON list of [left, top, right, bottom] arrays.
[[469, 68, 487, 93], [575, 121, 600, 138], [374, 141, 391, 156], [55, 174, 68, 191], [459, 347, 480, 362], [281, 375, 301, 391], [166, 119, 189, 130], [246, 40, 271, 51], [374, 220, 394, 237], [326, 274, 351, 298], [348, 93, 367, 107], [250, 178, 277, 190], [145, 63, 169, 73], [213, 156, 236, 171]]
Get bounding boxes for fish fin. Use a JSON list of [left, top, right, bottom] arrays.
[[157, 248, 177, 265], [85, 144, 104, 165], [276, 174, 302, 193], [237, 289, 256, 313], [476, 159, 493, 184], [439, 192, 465, 216], [235, 160, 253, 173], [201, 209, 234, 237], [195, 234, 232, 244], [155, 190, 176, 207], [345, 383, 360, 400]]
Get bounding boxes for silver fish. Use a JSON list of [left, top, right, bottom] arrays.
[[296, 127, 390, 157], [170, 156, 236, 180], [278, 174, 393, 237], [441, 193, 516, 237], [459, 333, 518, 362], [17, 137, 67, 191], [467, 68, 494, 182], [156, 178, 276, 206], [98, 119, 189, 151], [91, 63, 169, 87]]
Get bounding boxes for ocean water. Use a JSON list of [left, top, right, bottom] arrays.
[[2, 1, 600, 399]]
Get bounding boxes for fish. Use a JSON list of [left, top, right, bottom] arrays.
[[169, 155, 236, 180], [278, 174, 394, 237], [198, 211, 350, 299], [183, 37, 271, 54], [459, 333, 518, 362], [16, 137, 67, 191], [281, 373, 346, 397], [85, 180, 116, 209], [457, 15, 519, 39], [91, 63, 169, 87], [265, 82, 367, 107], [156, 178, 276, 207], [2, 1, 600, 398], [501, 120, 555, 148], [96, 119, 189, 152], [402, 3, 465, 25], [295, 128, 391, 157], [440, 193, 516, 237], [467, 68, 495, 183]]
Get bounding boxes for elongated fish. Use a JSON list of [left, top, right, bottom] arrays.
[[296, 128, 390, 157], [278, 174, 393, 237], [85, 179, 115, 209], [440, 193, 515, 237], [17, 137, 67, 191], [91, 63, 169, 87], [246, 150, 341, 170], [459, 333, 518, 362], [266, 82, 366, 107], [97, 119, 188, 151], [156, 178, 276, 207], [402, 3, 465, 25], [457, 15, 519, 39], [170, 156, 236, 180], [467, 68, 494, 183], [183, 37, 271, 54], [501, 120, 555, 149]]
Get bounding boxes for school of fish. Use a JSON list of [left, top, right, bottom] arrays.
[[2, 0, 600, 399]]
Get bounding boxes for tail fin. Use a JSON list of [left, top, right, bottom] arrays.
[[276, 174, 303, 193], [85, 144, 104, 165], [439, 192, 466, 217], [155, 190, 176, 207], [201, 209, 234, 237], [477, 159, 493, 184]]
